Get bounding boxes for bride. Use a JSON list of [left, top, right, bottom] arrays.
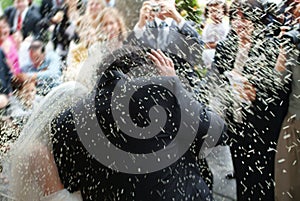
[[2, 80, 87, 201]]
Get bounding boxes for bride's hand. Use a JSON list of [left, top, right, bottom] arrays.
[[147, 49, 176, 76]]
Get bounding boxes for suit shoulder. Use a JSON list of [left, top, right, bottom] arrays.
[[0, 48, 5, 58], [4, 6, 15, 17], [27, 7, 42, 19]]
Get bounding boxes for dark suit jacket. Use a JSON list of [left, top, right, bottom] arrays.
[[0, 49, 12, 95], [52, 69, 227, 201], [126, 20, 204, 91], [212, 30, 290, 200], [4, 6, 42, 38], [127, 20, 203, 56], [213, 30, 290, 148]]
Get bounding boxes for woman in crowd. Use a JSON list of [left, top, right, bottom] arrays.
[[201, 0, 229, 68], [212, 0, 290, 200], [76, 0, 106, 43], [0, 15, 21, 76], [64, 7, 127, 83]]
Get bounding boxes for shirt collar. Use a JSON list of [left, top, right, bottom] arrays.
[[155, 17, 173, 27], [18, 7, 29, 20]]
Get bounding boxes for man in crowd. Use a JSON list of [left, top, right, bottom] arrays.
[[4, 0, 42, 39], [18, 40, 61, 95], [133, 0, 202, 48]]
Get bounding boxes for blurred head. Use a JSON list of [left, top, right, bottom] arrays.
[[14, 0, 29, 13], [98, 8, 126, 41], [229, 0, 267, 25], [0, 16, 10, 41], [204, 0, 228, 23], [18, 81, 37, 107], [28, 40, 46, 68], [86, 0, 106, 19], [230, 8, 254, 42]]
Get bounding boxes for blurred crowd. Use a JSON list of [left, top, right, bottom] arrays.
[[0, 0, 299, 200]]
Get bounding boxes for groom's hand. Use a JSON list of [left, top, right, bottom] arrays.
[[148, 49, 175, 76]]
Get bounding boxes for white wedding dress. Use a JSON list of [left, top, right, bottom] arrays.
[[1, 81, 88, 201]]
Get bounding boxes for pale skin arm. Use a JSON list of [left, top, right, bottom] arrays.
[[30, 144, 64, 196], [275, 47, 287, 72]]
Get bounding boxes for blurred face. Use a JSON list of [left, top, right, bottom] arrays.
[[0, 19, 10, 41], [88, 0, 104, 17], [231, 10, 253, 42], [29, 47, 45, 68], [101, 14, 120, 40], [14, 0, 29, 13], [208, 4, 224, 24]]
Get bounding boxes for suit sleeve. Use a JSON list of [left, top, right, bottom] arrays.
[[178, 21, 204, 45], [0, 49, 12, 95]]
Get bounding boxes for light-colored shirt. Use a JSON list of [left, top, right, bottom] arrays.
[[133, 17, 186, 39], [21, 51, 62, 94], [202, 21, 230, 68], [202, 21, 230, 43]]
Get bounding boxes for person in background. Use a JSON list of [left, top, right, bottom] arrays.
[[39, 0, 81, 59], [201, 0, 229, 68], [7, 80, 42, 123], [64, 7, 126, 84], [4, 0, 42, 39], [18, 40, 62, 95], [98, 7, 127, 43], [76, 0, 106, 34], [275, 0, 300, 200], [0, 49, 13, 113], [212, 0, 290, 200], [133, 0, 202, 47], [0, 15, 21, 76], [40, 0, 65, 19]]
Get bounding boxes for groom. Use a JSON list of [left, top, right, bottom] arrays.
[[51, 49, 227, 201]]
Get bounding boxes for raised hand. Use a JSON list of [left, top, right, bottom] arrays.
[[137, 1, 155, 28], [148, 49, 175, 76]]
